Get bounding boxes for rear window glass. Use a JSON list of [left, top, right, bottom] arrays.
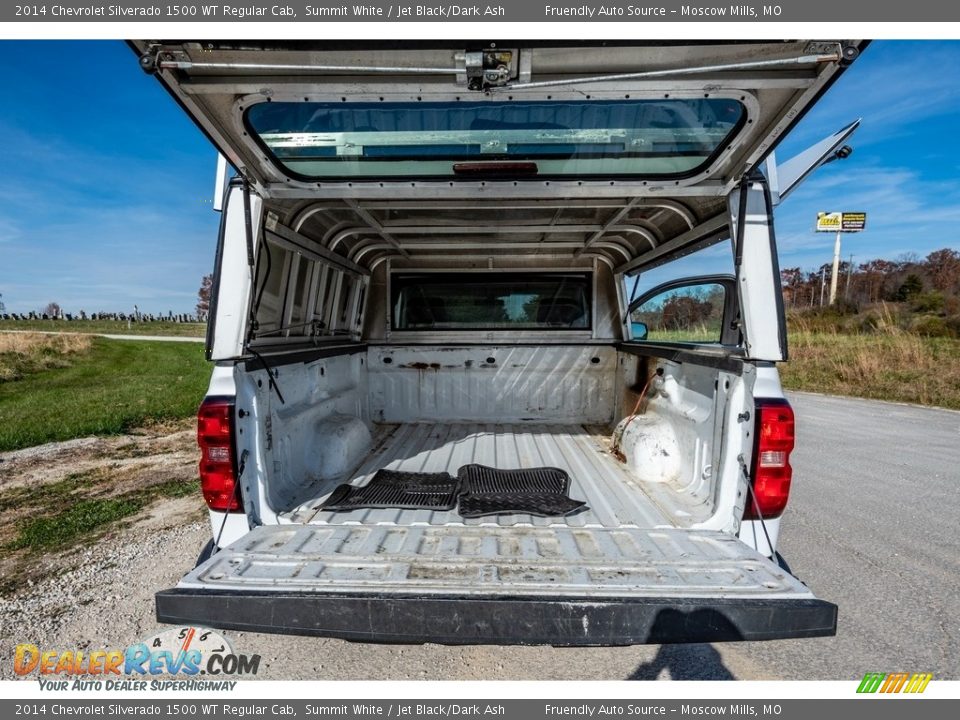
[[245, 98, 744, 181], [391, 273, 591, 331]]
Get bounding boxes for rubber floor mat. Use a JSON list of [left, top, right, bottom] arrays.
[[457, 464, 587, 518], [322, 470, 460, 511]]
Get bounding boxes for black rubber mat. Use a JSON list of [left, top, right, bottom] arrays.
[[457, 464, 587, 518], [322, 470, 460, 511], [458, 492, 586, 519], [459, 464, 570, 495]]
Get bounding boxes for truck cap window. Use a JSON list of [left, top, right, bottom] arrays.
[[246, 99, 744, 181], [391, 273, 591, 331]]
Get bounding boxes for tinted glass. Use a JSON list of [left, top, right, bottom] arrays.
[[392, 273, 591, 331], [247, 99, 744, 180]]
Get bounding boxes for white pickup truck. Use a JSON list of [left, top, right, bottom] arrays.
[[134, 40, 865, 645]]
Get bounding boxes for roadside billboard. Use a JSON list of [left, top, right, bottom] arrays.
[[816, 211, 867, 232]]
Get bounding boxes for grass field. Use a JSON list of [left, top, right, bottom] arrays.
[[781, 331, 960, 410], [0, 334, 210, 451], [2, 318, 957, 455], [0, 333, 93, 382], [0, 319, 206, 337]]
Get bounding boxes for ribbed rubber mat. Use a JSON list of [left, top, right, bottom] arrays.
[[458, 492, 586, 519], [457, 464, 587, 518], [322, 470, 459, 511], [459, 464, 570, 495]]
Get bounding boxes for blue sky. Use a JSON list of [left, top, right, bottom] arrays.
[[1, 40, 959, 314], [0, 41, 220, 315], [774, 40, 960, 271]]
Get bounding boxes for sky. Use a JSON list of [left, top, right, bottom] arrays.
[[1, 40, 959, 315], [0, 41, 220, 316]]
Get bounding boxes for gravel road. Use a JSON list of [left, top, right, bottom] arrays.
[[2, 392, 957, 681]]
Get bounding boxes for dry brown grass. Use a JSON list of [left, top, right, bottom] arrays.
[[0, 332, 92, 382], [0, 332, 92, 355], [782, 327, 960, 409]]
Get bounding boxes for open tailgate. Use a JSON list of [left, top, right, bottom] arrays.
[[157, 524, 835, 645]]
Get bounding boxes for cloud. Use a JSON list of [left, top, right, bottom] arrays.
[[781, 42, 960, 153], [775, 159, 960, 269], [0, 123, 219, 314]]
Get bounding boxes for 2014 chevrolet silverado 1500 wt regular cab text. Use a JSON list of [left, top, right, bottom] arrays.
[[133, 40, 866, 645]]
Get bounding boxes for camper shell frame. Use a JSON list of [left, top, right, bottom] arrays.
[[134, 40, 865, 645]]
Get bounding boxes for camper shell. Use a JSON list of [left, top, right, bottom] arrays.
[[132, 40, 865, 645]]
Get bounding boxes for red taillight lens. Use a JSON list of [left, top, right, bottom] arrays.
[[743, 398, 795, 520], [197, 396, 241, 513]]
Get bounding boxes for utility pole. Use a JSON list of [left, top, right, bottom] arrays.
[[820, 267, 826, 306]]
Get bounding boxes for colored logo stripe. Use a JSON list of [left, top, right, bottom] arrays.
[[856, 673, 885, 693], [880, 672, 908, 693], [857, 672, 932, 694], [904, 673, 933, 693]]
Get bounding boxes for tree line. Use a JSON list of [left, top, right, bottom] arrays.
[[781, 248, 960, 313]]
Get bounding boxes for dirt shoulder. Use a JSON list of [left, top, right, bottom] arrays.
[[0, 420, 195, 493], [0, 424, 212, 679], [0, 422, 205, 596]]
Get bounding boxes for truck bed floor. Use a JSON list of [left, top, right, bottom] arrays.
[[295, 423, 672, 528], [212, 426, 808, 605]]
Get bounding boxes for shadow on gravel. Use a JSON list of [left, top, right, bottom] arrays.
[[627, 609, 738, 680], [628, 643, 734, 680]]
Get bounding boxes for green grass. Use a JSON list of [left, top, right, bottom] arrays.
[[5, 498, 144, 551], [642, 326, 722, 343], [0, 472, 91, 512], [147, 477, 201, 501], [0, 319, 206, 337], [2, 477, 200, 553], [782, 331, 960, 410], [0, 337, 210, 451]]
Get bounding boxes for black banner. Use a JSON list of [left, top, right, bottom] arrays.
[[4, 0, 959, 22], [3, 699, 957, 719]]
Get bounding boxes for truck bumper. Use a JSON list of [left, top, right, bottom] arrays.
[[156, 589, 837, 646]]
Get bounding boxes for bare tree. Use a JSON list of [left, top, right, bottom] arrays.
[[780, 268, 803, 308], [43, 302, 62, 318], [924, 248, 960, 293], [196, 274, 214, 320]]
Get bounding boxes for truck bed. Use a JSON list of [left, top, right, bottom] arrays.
[[179, 424, 807, 601], [290, 422, 674, 528]]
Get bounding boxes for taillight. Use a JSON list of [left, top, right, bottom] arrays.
[[743, 398, 795, 520], [197, 396, 241, 513]]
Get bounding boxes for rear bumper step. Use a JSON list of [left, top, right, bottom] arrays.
[[156, 589, 837, 646]]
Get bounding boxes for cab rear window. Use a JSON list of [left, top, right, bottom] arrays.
[[391, 273, 591, 331], [245, 98, 744, 181]]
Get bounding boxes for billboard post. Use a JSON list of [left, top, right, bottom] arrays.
[[815, 212, 867, 304]]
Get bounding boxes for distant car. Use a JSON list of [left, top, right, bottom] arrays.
[[136, 40, 865, 645]]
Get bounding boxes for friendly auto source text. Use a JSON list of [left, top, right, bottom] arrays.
[[543, 5, 781, 16], [545, 706, 776, 716]]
